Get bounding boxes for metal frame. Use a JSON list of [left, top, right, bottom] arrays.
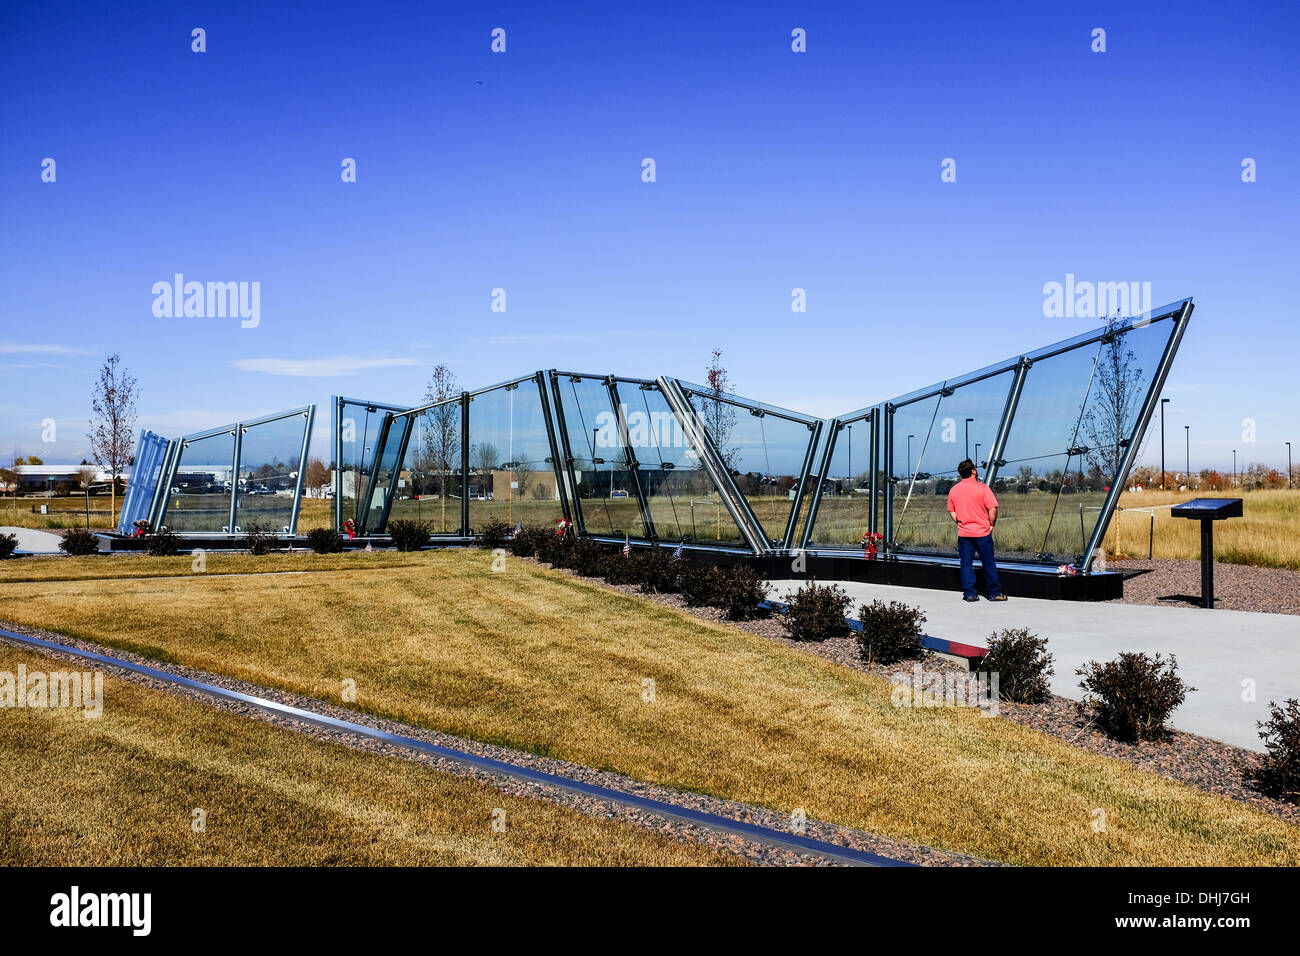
[[796, 299, 1192, 569], [156, 404, 315, 536], [332, 395, 408, 530], [799, 407, 874, 550], [670, 378, 822, 549]]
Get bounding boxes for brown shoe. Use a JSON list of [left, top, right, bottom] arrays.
[[988, 594, 1008, 601]]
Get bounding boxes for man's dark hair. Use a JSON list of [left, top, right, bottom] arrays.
[[958, 459, 976, 479]]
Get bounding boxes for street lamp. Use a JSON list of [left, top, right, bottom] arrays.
[[1160, 398, 1170, 491], [1288, 442, 1293, 490], [846, 424, 852, 492], [965, 418, 974, 460], [1232, 449, 1236, 489], [975, 443, 981, 469], [1185, 425, 1190, 489], [906, 434, 914, 479]]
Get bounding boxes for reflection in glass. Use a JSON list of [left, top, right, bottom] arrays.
[[234, 412, 309, 533], [164, 429, 236, 532], [554, 376, 643, 537], [891, 370, 1014, 553], [338, 399, 404, 528], [806, 413, 875, 548], [386, 400, 463, 534], [117, 430, 169, 533], [466, 381, 565, 533], [683, 387, 817, 545]]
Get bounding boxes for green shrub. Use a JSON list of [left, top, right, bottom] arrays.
[[782, 581, 851, 642], [509, 526, 549, 558], [0, 533, 17, 559], [146, 528, 182, 557], [388, 519, 431, 552], [679, 564, 721, 608], [243, 523, 280, 556], [976, 627, 1054, 703], [566, 538, 607, 577], [600, 548, 641, 586], [857, 600, 926, 664], [534, 531, 570, 566], [59, 528, 99, 556], [478, 518, 513, 549], [1247, 698, 1300, 803], [306, 527, 344, 554], [1077, 652, 1194, 742]]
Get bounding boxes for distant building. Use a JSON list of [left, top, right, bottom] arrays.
[[11, 465, 130, 495]]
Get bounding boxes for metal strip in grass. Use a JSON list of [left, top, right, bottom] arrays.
[[0, 626, 910, 868]]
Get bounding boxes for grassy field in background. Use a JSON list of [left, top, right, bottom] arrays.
[[0, 645, 740, 866], [2, 550, 1297, 866]]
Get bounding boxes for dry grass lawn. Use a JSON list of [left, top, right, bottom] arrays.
[[2, 549, 1297, 866], [0, 646, 741, 866]]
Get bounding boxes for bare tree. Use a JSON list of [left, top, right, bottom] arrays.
[[88, 353, 138, 526], [702, 349, 738, 470], [422, 364, 461, 527], [1080, 320, 1147, 483]]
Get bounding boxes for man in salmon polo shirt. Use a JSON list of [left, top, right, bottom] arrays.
[[946, 458, 1007, 602]]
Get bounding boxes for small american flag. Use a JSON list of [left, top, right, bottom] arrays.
[[622, 534, 631, 558], [513, 520, 522, 539], [672, 540, 684, 561]]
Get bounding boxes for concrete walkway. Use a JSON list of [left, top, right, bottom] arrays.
[[766, 579, 1300, 752], [0, 527, 64, 554]]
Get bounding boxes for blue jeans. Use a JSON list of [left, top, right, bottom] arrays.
[[958, 534, 1001, 599]]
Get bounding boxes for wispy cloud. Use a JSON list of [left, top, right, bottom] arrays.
[[139, 409, 275, 433], [0, 343, 91, 355], [231, 356, 421, 377]]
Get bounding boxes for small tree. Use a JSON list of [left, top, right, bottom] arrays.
[[702, 349, 738, 470], [303, 458, 329, 497], [423, 364, 461, 528], [88, 353, 138, 526]]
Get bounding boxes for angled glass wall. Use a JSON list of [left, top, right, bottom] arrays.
[[117, 429, 170, 534], [676, 381, 821, 547], [334, 396, 408, 530], [466, 377, 565, 533], [162, 426, 237, 532], [992, 313, 1179, 562], [800, 300, 1190, 568], [233, 408, 313, 533], [383, 398, 463, 534], [551, 373, 648, 538], [888, 368, 1016, 554], [803, 409, 876, 549]]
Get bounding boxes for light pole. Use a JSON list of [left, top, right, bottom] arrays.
[[846, 424, 852, 493], [1288, 442, 1293, 490], [1160, 398, 1170, 491], [592, 428, 599, 499], [1185, 425, 1190, 489], [965, 418, 974, 460], [906, 434, 914, 480], [1233, 449, 1236, 489], [974, 443, 981, 469]]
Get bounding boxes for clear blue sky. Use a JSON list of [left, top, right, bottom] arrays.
[[2, 0, 1296, 473]]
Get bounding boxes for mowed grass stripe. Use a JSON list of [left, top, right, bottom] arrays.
[[2, 550, 1297, 866], [0, 647, 744, 866]]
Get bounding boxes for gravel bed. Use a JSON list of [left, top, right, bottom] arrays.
[[0, 620, 989, 868], [536, 560, 1300, 827], [1107, 557, 1300, 615]]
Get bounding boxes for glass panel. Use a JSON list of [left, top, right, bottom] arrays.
[[164, 429, 235, 532], [338, 399, 403, 528], [684, 389, 817, 545], [467, 381, 566, 533], [386, 400, 463, 534], [892, 370, 1014, 554], [117, 430, 169, 533], [807, 415, 874, 548], [360, 414, 412, 534], [622, 381, 752, 545], [234, 412, 308, 533], [554, 376, 643, 537], [888, 393, 941, 547], [994, 315, 1175, 562]]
